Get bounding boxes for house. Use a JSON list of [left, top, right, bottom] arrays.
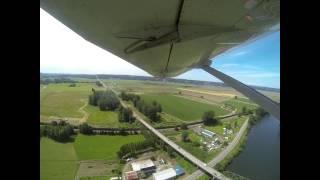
[[125, 171, 138, 180], [131, 159, 156, 175], [153, 168, 176, 180]]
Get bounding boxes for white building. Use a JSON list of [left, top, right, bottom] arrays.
[[201, 129, 216, 138], [131, 159, 156, 174], [153, 168, 176, 180]]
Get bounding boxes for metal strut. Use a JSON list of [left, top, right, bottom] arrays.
[[201, 65, 280, 120]]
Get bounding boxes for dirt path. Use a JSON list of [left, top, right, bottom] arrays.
[[44, 100, 89, 125]]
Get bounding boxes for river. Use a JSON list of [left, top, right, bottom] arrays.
[[226, 115, 280, 180]]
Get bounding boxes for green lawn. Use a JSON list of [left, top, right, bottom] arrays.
[[74, 134, 145, 160], [40, 83, 103, 119], [40, 138, 78, 180], [141, 94, 229, 121]]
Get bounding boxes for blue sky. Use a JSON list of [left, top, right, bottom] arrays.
[[40, 9, 280, 89], [177, 31, 280, 88]]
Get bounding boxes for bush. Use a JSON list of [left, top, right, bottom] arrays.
[[180, 123, 188, 130], [40, 123, 74, 142], [202, 111, 218, 125]]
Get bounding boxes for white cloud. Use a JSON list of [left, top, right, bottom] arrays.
[[40, 9, 150, 76]]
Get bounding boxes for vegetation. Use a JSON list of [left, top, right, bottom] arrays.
[[180, 123, 188, 130], [202, 110, 218, 125], [74, 134, 144, 160], [141, 94, 228, 121], [117, 139, 154, 158], [118, 106, 135, 123], [88, 89, 120, 111], [40, 77, 77, 85], [40, 121, 74, 142], [96, 81, 103, 87], [79, 123, 93, 135], [181, 131, 190, 142], [249, 107, 268, 125]]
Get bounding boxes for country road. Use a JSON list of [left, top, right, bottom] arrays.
[[97, 77, 228, 180], [184, 118, 249, 180]]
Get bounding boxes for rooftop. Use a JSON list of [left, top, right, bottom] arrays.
[[131, 159, 155, 172], [153, 168, 176, 180]]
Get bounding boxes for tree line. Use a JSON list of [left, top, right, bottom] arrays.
[[40, 78, 77, 85], [89, 89, 120, 111], [120, 92, 162, 122], [40, 121, 74, 142], [117, 139, 154, 159]]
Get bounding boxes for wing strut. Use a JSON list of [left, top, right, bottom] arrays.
[[201, 65, 280, 120]]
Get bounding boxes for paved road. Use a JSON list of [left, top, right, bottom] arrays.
[[184, 118, 249, 180], [97, 77, 228, 180]]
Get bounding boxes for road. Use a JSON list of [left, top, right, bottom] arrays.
[[97, 77, 228, 180], [184, 118, 249, 180]]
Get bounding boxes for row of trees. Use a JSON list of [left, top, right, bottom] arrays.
[[249, 107, 268, 125], [120, 92, 162, 122], [40, 121, 74, 142], [40, 78, 77, 85], [117, 139, 154, 159], [118, 106, 135, 123], [96, 81, 103, 87], [89, 89, 120, 111]]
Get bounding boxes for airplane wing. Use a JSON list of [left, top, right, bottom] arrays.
[[40, 0, 279, 78]]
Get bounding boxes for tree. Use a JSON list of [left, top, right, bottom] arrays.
[[202, 111, 218, 125], [234, 96, 237, 99], [79, 123, 93, 135], [180, 123, 188, 130], [225, 123, 232, 130], [181, 131, 189, 142], [234, 121, 238, 128], [178, 91, 182, 95], [192, 141, 200, 147], [242, 106, 247, 115]]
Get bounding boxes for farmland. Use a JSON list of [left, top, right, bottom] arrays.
[[74, 134, 145, 160], [140, 94, 229, 121], [40, 138, 78, 180]]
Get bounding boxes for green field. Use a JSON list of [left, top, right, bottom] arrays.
[[74, 134, 145, 160], [40, 83, 102, 119], [40, 138, 78, 180], [85, 105, 118, 126], [223, 99, 258, 113], [204, 116, 247, 136], [141, 94, 229, 121]]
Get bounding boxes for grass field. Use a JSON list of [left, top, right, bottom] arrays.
[[40, 83, 103, 119], [204, 116, 247, 136], [141, 94, 229, 121], [74, 134, 145, 160], [223, 99, 258, 113], [40, 138, 78, 180]]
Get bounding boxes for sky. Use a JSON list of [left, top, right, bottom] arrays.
[[40, 9, 280, 88]]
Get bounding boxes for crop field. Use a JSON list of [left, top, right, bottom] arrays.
[[40, 138, 78, 180], [40, 83, 103, 120], [141, 94, 229, 121], [74, 134, 145, 160], [41, 134, 144, 179]]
